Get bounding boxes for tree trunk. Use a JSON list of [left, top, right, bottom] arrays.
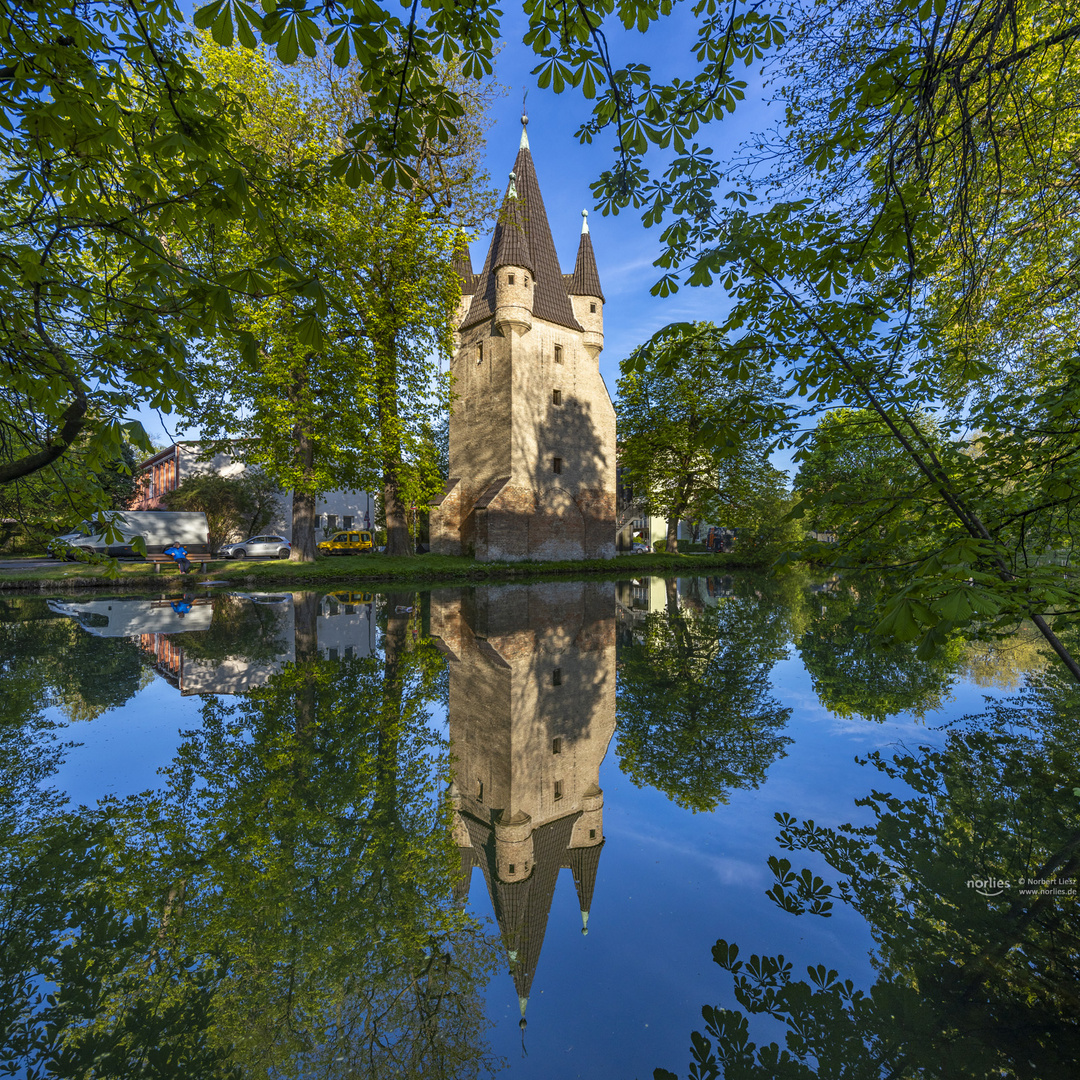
[[373, 331, 414, 558], [666, 515, 679, 553], [383, 470, 412, 557], [293, 591, 320, 737], [291, 426, 317, 562]]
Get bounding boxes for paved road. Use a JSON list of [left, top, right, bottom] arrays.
[[0, 559, 67, 571]]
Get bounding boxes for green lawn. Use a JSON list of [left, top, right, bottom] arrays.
[[0, 550, 754, 591]]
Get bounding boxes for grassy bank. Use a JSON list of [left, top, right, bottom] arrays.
[[0, 551, 756, 592]]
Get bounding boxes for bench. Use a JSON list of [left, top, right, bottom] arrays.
[[144, 553, 210, 574]]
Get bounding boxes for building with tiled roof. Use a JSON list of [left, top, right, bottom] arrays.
[[430, 118, 617, 561], [434, 582, 616, 1025]]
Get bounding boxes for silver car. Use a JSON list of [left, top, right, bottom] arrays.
[[220, 535, 291, 559]]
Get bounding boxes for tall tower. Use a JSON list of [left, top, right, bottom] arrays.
[[434, 582, 616, 1022], [430, 119, 617, 561]]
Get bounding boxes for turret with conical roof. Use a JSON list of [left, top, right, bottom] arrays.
[[491, 165, 536, 335], [569, 209, 605, 360], [430, 116, 617, 563], [451, 230, 477, 341]]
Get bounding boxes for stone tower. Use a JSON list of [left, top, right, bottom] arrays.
[[432, 582, 615, 1021], [430, 119, 617, 561]]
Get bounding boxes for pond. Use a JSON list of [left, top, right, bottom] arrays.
[[1, 574, 1076, 1078]]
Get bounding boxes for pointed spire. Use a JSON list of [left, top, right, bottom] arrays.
[[490, 170, 534, 275], [569, 212, 604, 301], [452, 230, 476, 293], [568, 841, 603, 924], [461, 123, 583, 332]]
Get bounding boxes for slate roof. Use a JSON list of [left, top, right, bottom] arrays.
[[462, 140, 584, 333], [453, 233, 478, 294], [568, 228, 605, 302], [491, 191, 534, 276], [568, 841, 604, 916], [459, 810, 585, 1006]]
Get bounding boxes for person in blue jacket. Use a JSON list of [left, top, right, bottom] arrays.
[[163, 540, 192, 574]]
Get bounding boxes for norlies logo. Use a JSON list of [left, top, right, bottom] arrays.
[[967, 876, 1010, 897]]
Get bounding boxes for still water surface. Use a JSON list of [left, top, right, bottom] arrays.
[[1, 574, 1076, 1077]]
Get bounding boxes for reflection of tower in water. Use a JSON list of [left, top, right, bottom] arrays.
[[432, 582, 616, 1026]]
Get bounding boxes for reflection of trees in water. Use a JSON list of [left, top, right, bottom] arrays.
[[616, 576, 795, 812], [175, 593, 292, 665], [0, 594, 502, 1079], [0, 598, 146, 722], [798, 579, 966, 722], [655, 689, 1080, 1078], [799, 579, 1054, 721]]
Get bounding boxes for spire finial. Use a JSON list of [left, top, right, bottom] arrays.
[[581, 908, 590, 935], [581, 208, 589, 235], [508, 170, 518, 199], [519, 115, 530, 150]]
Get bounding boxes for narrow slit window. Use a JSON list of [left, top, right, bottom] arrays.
[[476, 779, 484, 803], [524, 275, 529, 285], [552, 457, 562, 474], [508, 863, 516, 874], [554, 780, 563, 801], [476, 342, 483, 364], [554, 344, 563, 363], [552, 737, 562, 755], [590, 302, 597, 313], [552, 389, 562, 406], [589, 828, 596, 839], [552, 667, 562, 686], [507, 273, 515, 285]]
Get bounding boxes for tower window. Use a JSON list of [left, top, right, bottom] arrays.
[[476, 779, 484, 803], [524, 275, 529, 285], [554, 780, 563, 801], [552, 737, 562, 755], [552, 389, 562, 406], [554, 344, 563, 363], [589, 828, 596, 839], [552, 667, 562, 686], [552, 457, 562, 474], [509, 864, 516, 874], [477, 342, 483, 364], [590, 302, 597, 313], [508, 273, 515, 284]]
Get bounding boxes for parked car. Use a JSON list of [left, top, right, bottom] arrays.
[[317, 529, 374, 556], [51, 511, 210, 559], [220, 535, 291, 559], [631, 541, 651, 553]]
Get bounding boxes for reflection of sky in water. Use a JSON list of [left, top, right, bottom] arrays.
[[39, 579, 1039, 1079]]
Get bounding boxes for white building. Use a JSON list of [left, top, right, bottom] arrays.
[[132, 441, 376, 542]]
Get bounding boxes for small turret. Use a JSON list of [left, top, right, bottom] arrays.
[[568, 209, 604, 360], [494, 808, 534, 882], [451, 231, 476, 339], [493, 154, 536, 336]]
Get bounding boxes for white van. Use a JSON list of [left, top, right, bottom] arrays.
[[52, 511, 210, 558]]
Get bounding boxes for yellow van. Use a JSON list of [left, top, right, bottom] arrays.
[[317, 530, 374, 555]]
